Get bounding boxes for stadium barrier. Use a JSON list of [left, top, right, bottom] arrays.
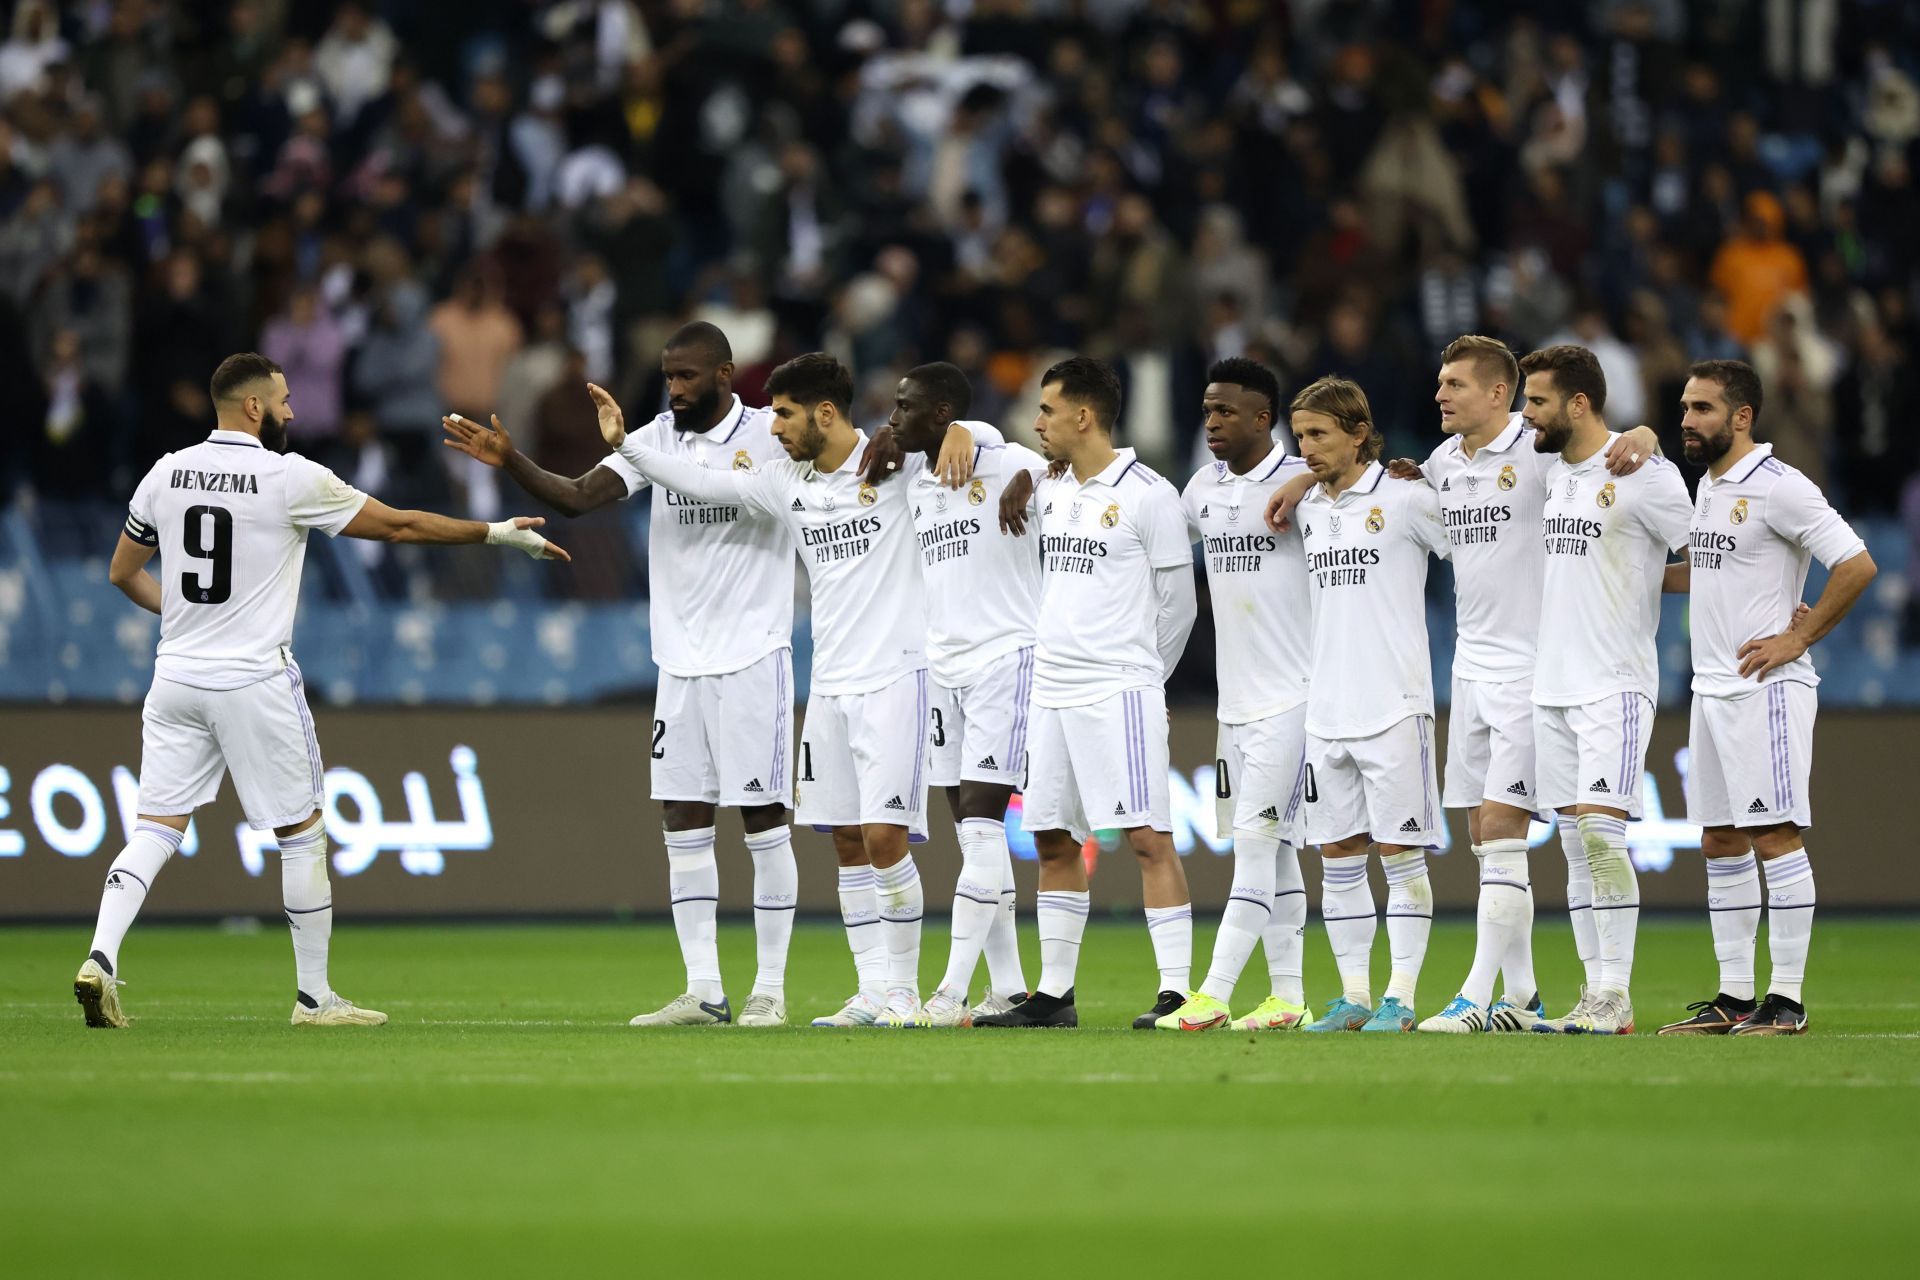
[[2, 705, 1911, 918]]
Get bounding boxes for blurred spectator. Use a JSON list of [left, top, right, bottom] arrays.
[[0, 1, 67, 102], [132, 251, 228, 461], [0, 180, 72, 306], [430, 269, 524, 422], [34, 328, 113, 499], [32, 239, 131, 395], [45, 98, 130, 214], [260, 287, 348, 447], [352, 280, 445, 499], [315, 2, 400, 130], [1709, 192, 1809, 345], [1833, 316, 1915, 516]]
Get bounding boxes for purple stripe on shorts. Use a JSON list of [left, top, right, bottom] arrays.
[[909, 670, 928, 812], [1618, 693, 1630, 799], [1007, 646, 1033, 770], [1126, 691, 1145, 812], [287, 665, 323, 796], [1284, 749, 1307, 824], [1418, 717, 1433, 828], [1133, 691, 1149, 811]]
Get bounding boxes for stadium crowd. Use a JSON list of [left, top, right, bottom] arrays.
[[0, 0, 1915, 616]]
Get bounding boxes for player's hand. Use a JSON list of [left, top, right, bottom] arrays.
[[1605, 425, 1660, 475], [1790, 601, 1812, 630], [441, 414, 514, 467], [1385, 457, 1422, 481], [488, 516, 572, 562], [1737, 629, 1807, 680], [935, 423, 976, 488], [860, 426, 905, 485], [586, 383, 625, 448], [1045, 457, 1069, 480], [999, 469, 1036, 535]]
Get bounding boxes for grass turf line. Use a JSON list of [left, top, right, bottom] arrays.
[[2, 919, 1915, 1278]]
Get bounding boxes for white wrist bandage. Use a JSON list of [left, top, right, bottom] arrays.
[[486, 520, 554, 559]]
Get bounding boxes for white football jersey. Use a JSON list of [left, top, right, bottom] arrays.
[[597, 396, 796, 678], [1533, 433, 1693, 707], [1687, 444, 1865, 697], [1422, 414, 1551, 682], [616, 429, 927, 696], [1297, 463, 1451, 739], [1025, 449, 1191, 709], [125, 430, 367, 690], [908, 429, 1044, 690], [1181, 447, 1312, 724]]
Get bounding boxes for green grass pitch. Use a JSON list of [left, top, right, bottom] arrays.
[[2, 918, 1916, 1278]]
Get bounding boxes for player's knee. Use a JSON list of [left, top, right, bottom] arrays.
[[1033, 832, 1079, 865], [1699, 827, 1750, 860], [663, 800, 718, 832], [1126, 827, 1174, 862], [953, 782, 1012, 822], [1750, 824, 1804, 860], [830, 826, 867, 866], [740, 802, 787, 834]]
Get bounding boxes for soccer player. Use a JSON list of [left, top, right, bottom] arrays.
[[1411, 338, 1660, 1033], [1655, 360, 1874, 1036], [888, 362, 1040, 1026], [589, 353, 981, 1029], [443, 322, 801, 1027], [1524, 344, 1693, 1035], [76, 353, 567, 1030], [1288, 376, 1450, 1034], [979, 357, 1197, 1029], [1158, 358, 1316, 1032]]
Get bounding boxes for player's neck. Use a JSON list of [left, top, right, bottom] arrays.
[[213, 417, 261, 440], [1224, 440, 1269, 476], [1069, 441, 1119, 483], [814, 425, 861, 474], [686, 396, 733, 435], [1708, 434, 1756, 479], [1321, 458, 1368, 497], [1560, 419, 1611, 466], [1457, 416, 1503, 459], [917, 419, 952, 471]]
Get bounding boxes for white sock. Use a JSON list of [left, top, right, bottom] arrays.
[[1320, 853, 1376, 1007], [1381, 848, 1433, 1006], [665, 827, 722, 1003], [874, 854, 924, 994], [1464, 838, 1532, 1008], [1761, 848, 1815, 1004], [1706, 852, 1760, 1001], [87, 819, 183, 976], [745, 826, 797, 998], [1201, 831, 1276, 1002], [1263, 841, 1308, 1004], [279, 823, 334, 1003], [980, 832, 1026, 996], [1493, 838, 1537, 1005], [1560, 815, 1602, 987], [1035, 889, 1089, 997], [1580, 813, 1638, 996], [939, 818, 1006, 996], [837, 865, 886, 997], [1144, 903, 1192, 993]]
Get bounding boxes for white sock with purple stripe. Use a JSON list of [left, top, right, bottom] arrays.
[[838, 865, 887, 998], [1144, 903, 1192, 993], [938, 819, 1005, 997], [1579, 814, 1638, 995], [1559, 815, 1602, 987], [1036, 890, 1089, 997], [982, 839, 1027, 997], [1320, 853, 1375, 1007], [1761, 848, 1815, 1004], [87, 819, 184, 976], [1706, 852, 1760, 1001], [665, 827, 723, 1003], [874, 854, 924, 995], [1381, 849, 1432, 1006], [279, 821, 335, 1003], [1201, 832, 1274, 1003], [1463, 838, 1532, 1008], [1263, 842, 1307, 1004], [746, 826, 797, 998]]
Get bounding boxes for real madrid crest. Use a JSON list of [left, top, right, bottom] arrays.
[[1730, 497, 1749, 525], [968, 479, 986, 506], [1597, 482, 1616, 509], [1365, 505, 1385, 533], [1100, 503, 1120, 528], [858, 482, 878, 507], [1498, 464, 1517, 491], [732, 449, 752, 471]]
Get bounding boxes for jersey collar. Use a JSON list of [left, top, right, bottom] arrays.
[[1085, 447, 1139, 488], [206, 429, 264, 449], [814, 429, 868, 479], [1324, 460, 1384, 501], [1716, 442, 1776, 486], [1482, 416, 1526, 454], [694, 395, 747, 443], [1223, 444, 1293, 483]]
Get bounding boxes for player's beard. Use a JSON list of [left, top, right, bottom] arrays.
[[1682, 424, 1732, 467], [791, 408, 827, 461], [1531, 411, 1573, 454], [260, 407, 290, 454], [671, 382, 723, 432]]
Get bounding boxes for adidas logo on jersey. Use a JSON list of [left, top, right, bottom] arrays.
[[1200, 505, 1210, 518], [1114, 802, 1127, 816], [1589, 778, 1610, 793], [977, 755, 998, 770], [1398, 818, 1421, 833], [1440, 478, 1450, 491], [1748, 798, 1769, 814], [789, 498, 805, 511], [884, 795, 906, 811], [1506, 781, 1529, 796], [743, 779, 764, 793], [1258, 806, 1279, 821]]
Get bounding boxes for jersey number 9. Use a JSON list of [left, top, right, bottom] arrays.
[[181, 505, 233, 605]]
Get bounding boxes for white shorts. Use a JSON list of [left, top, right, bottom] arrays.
[[1304, 714, 1442, 848], [137, 665, 323, 830], [1444, 674, 1538, 810], [1535, 693, 1652, 817], [796, 668, 930, 835], [1022, 687, 1171, 844], [1685, 683, 1814, 831], [928, 647, 1034, 789], [1214, 706, 1308, 846], [650, 649, 794, 807]]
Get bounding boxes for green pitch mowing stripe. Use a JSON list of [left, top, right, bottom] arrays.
[[1, 919, 1915, 1279]]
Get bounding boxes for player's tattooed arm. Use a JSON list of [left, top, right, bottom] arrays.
[[108, 534, 162, 614], [1603, 425, 1662, 475], [1263, 470, 1316, 533], [442, 413, 625, 517], [342, 498, 571, 561]]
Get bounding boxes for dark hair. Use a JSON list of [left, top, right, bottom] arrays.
[[1518, 344, 1607, 417], [904, 361, 973, 419], [209, 353, 284, 403], [1041, 355, 1122, 430], [765, 352, 854, 415], [1289, 375, 1382, 462], [1688, 358, 1764, 425], [664, 320, 732, 366], [1439, 334, 1519, 401], [1205, 357, 1282, 416]]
